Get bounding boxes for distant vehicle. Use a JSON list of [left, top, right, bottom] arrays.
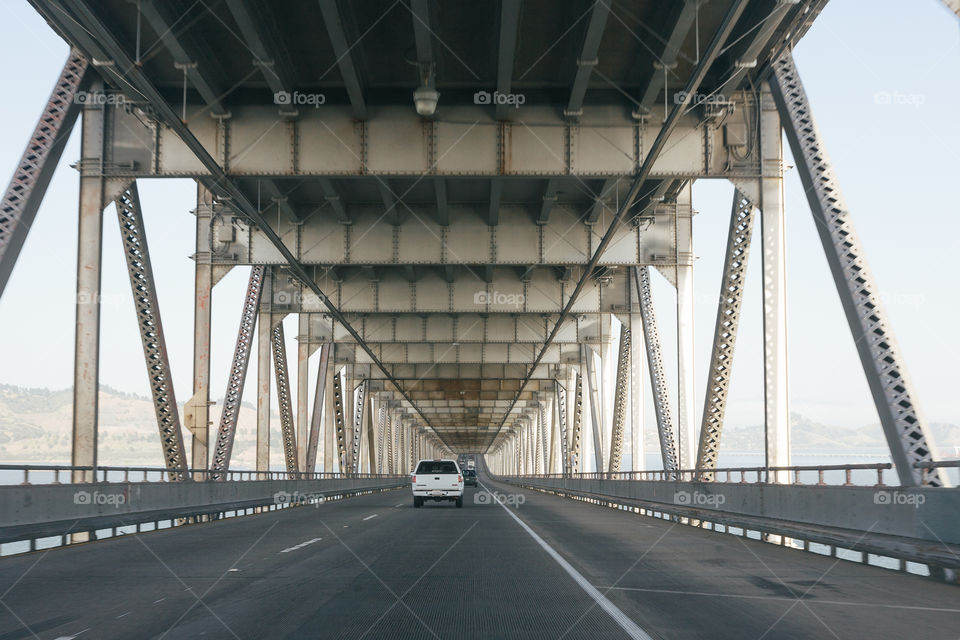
[[411, 459, 464, 508], [466, 459, 475, 470], [462, 469, 478, 487]]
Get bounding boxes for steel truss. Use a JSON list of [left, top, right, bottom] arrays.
[[271, 323, 299, 476], [351, 380, 366, 472], [608, 327, 631, 473], [770, 52, 947, 487], [696, 190, 757, 479], [538, 401, 548, 474], [114, 184, 189, 481], [386, 411, 394, 473], [1, 49, 87, 298], [211, 266, 265, 478], [306, 343, 330, 473], [333, 367, 347, 470], [556, 381, 568, 476], [570, 372, 583, 473], [376, 405, 386, 474], [634, 267, 679, 472]]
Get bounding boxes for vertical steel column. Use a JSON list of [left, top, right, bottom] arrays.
[[1, 50, 87, 299], [210, 266, 265, 478], [770, 52, 946, 486], [256, 309, 272, 476], [365, 394, 377, 473], [541, 400, 550, 474], [185, 184, 218, 474], [72, 86, 130, 484], [555, 380, 568, 476], [759, 84, 791, 481], [272, 322, 299, 476], [306, 343, 330, 473], [584, 346, 604, 472], [351, 380, 366, 472], [696, 191, 757, 479], [608, 327, 631, 472], [569, 369, 584, 473], [635, 267, 680, 472], [629, 303, 645, 472], [114, 183, 189, 480], [676, 185, 696, 470], [296, 313, 310, 470]]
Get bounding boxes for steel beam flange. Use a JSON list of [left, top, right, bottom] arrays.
[[608, 327, 631, 473]]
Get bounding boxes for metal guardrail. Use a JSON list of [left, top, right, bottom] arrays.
[[514, 462, 895, 486], [0, 464, 398, 485]]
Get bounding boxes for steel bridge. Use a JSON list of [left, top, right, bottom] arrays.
[[1, 1, 959, 638]]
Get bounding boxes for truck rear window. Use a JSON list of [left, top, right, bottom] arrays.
[[415, 461, 458, 474]]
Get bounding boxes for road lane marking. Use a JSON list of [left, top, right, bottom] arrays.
[[280, 537, 323, 553], [53, 631, 89, 639], [478, 482, 653, 640], [363, 514, 378, 521], [153, 598, 166, 604], [115, 612, 130, 619]]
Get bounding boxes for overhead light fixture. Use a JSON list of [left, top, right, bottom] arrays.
[[413, 86, 439, 116], [413, 62, 439, 116]]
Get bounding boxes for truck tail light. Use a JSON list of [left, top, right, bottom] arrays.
[[412, 475, 416, 482], [458, 475, 462, 482]]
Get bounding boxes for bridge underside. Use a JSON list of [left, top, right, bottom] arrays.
[[3, 0, 947, 488]]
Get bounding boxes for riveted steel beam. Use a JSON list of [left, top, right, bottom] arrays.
[[608, 327, 631, 473], [318, 0, 367, 120], [770, 52, 947, 487], [224, 0, 294, 96], [211, 266, 265, 478], [114, 184, 189, 480], [306, 343, 331, 472], [555, 380, 568, 476], [696, 190, 756, 480], [635, 266, 679, 472], [0, 49, 87, 299], [565, 0, 609, 118], [495, 0, 522, 121], [351, 379, 366, 472], [333, 366, 347, 469], [272, 322, 299, 476]]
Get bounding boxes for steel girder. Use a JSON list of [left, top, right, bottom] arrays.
[[539, 401, 548, 474], [306, 343, 330, 473], [533, 406, 542, 474], [333, 367, 347, 470], [386, 410, 394, 474], [771, 53, 947, 487], [114, 184, 189, 481], [271, 323, 299, 476], [0, 49, 86, 299], [211, 266, 265, 478], [556, 380, 569, 476], [942, 0, 960, 18], [634, 267, 679, 472], [584, 345, 604, 473], [696, 190, 757, 479], [608, 327, 631, 473]]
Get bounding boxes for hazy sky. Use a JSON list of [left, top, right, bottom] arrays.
[[0, 0, 957, 451]]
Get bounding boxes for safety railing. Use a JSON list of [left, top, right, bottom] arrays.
[[512, 462, 895, 486], [0, 464, 403, 485]]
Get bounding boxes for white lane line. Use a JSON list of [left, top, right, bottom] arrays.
[[115, 612, 130, 619], [478, 482, 653, 640], [394, 503, 404, 508], [53, 631, 89, 640], [153, 598, 166, 604], [280, 537, 323, 553], [363, 514, 378, 521]]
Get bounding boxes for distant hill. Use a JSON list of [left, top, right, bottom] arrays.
[[1, 384, 957, 466], [0, 383, 280, 468]]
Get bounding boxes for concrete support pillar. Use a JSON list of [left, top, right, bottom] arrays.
[[256, 309, 271, 475], [676, 183, 696, 470], [760, 83, 791, 480]]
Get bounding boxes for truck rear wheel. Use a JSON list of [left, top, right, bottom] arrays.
[[414, 497, 423, 508], [455, 497, 463, 508]]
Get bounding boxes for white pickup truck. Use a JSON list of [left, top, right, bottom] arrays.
[[411, 459, 464, 508]]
